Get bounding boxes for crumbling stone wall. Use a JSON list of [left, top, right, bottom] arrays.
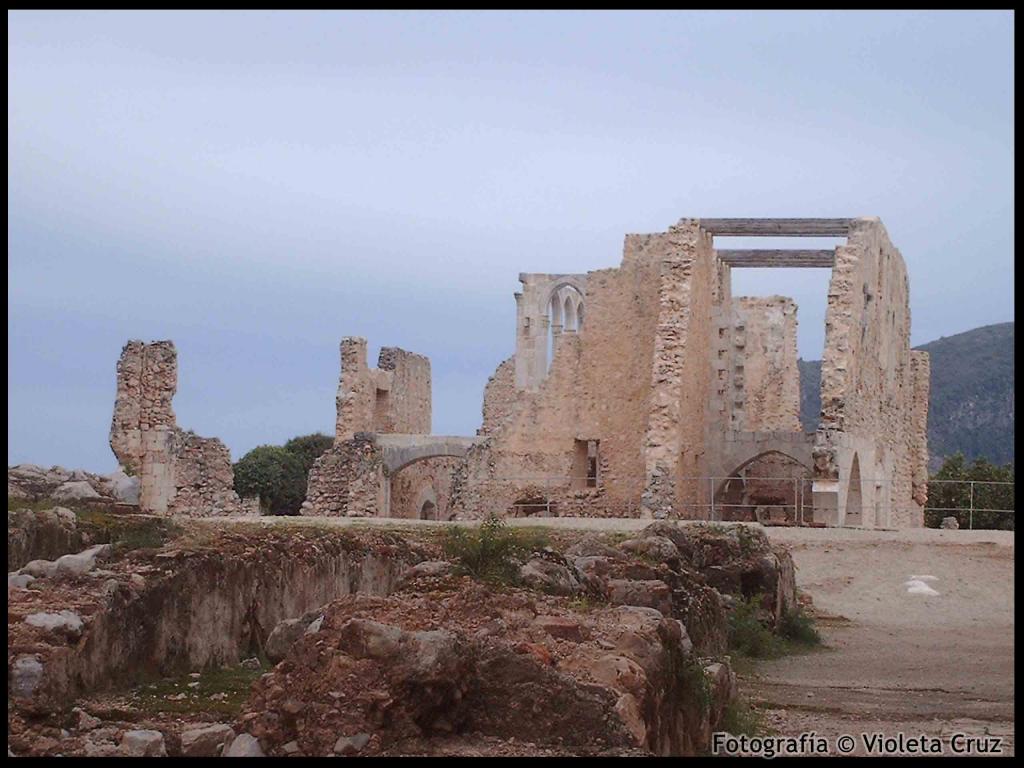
[[640, 220, 717, 519], [478, 357, 516, 436], [304, 434, 385, 517], [335, 338, 431, 440], [812, 219, 929, 527], [729, 297, 801, 433], [109, 341, 241, 516]]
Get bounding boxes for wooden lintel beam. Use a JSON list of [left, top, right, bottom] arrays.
[[700, 218, 852, 236], [716, 249, 835, 268]]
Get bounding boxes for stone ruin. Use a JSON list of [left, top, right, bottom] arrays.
[[114, 217, 929, 528], [109, 340, 243, 517]]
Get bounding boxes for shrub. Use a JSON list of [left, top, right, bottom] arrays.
[[727, 597, 783, 658], [925, 453, 1014, 530], [283, 433, 334, 476], [233, 445, 307, 515], [720, 697, 769, 737], [442, 513, 547, 585], [778, 606, 822, 646]]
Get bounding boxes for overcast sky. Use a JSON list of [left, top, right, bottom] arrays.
[[9, 10, 1014, 472]]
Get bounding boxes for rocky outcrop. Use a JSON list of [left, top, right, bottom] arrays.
[[239, 575, 735, 756], [8, 507, 86, 571], [8, 465, 138, 506]]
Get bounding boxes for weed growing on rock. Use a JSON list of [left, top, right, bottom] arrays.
[[720, 696, 769, 736], [728, 597, 825, 659], [727, 597, 783, 658], [442, 513, 548, 585], [778, 606, 823, 647]]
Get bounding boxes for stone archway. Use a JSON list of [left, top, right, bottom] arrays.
[[713, 449, 812, 523]]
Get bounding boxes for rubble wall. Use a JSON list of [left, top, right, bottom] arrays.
[[731, 297, 801, 433], [813, 218, 929, 527], [304, 435, 386, 517], [109, 341, 241, 517], [335, 338, 431, 440], [376, 347, 431, 434], [640, 220, 717, 519], [478, 357, 517, 436]]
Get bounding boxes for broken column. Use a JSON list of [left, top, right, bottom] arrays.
[[109, 340, 241, 516]]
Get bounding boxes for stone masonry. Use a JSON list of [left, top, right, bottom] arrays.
[[109, 341, 242, 516], [137, 217, 928, 529]]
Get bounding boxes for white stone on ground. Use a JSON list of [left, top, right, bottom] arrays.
[[223, 733, 264, 757]]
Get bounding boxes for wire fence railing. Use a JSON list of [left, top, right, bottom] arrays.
[[494, 475, 1014, 529]]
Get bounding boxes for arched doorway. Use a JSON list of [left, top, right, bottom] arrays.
[[714, 450, 812, 523], [420, 500, 438, 520]]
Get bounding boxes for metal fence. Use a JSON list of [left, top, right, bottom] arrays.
[[498, 474, 1015, 529], [924, 479, 1015, 530]]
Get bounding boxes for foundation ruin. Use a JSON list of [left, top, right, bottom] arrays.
[[115, 217, 929, 528]]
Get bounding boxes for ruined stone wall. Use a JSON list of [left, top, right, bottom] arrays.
[[387, 456, 461, 520], [335, 338, 431, 440], [813, 218, 929, 527], [731, 297, 801, 433], [909, 351, 930, 512], [639, 220, 717, 519], [376, 347, 431, 434], [452, 333, 588, 517], [478, 357, 516, 436], [576, 238, 663, 512], [109, 340, 241, 516], [457, 220, 731, 519], [513, 273, 587, 391], [304, 435, 385, 517]]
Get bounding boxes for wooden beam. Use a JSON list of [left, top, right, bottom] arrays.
[[700, 218, 852, 237], [716, 249, 835, 268]]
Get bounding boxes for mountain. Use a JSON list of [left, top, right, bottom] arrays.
[[798, 322, 1014, 469]]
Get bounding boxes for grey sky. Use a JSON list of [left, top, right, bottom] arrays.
[[8, 10, 1014, 472]]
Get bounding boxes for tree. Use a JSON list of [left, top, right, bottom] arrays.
[[926, 453, 1014, 530], [283, 433, 334, 476], [233, 445, 307, 516]]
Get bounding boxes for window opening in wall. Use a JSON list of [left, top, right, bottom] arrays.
[[373, 388, 390, 430]]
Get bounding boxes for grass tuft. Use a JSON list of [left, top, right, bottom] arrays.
[[442, 513, 548, 585]]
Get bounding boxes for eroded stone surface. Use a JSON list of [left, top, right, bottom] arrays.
[[108, 340, 242, 517]]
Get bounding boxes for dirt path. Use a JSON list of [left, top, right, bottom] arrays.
[[746, 527, 1015, 756]]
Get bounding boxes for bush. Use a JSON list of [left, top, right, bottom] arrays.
[[778, 606, 822, 646], [720, 697, 769, 737], [283, 433, 334, 476], [233, 445, 308, 515], [727, 597, 783, 658], [442, 513, 547, 585], [925, 453, 1014, 530]]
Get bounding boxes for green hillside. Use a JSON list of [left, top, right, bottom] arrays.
[[798, 322, 1014, 469]]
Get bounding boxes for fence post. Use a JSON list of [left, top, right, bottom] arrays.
[[709, 477, 715, 521], [969, 481, 974, 530], [792, 477, 797, 525]]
